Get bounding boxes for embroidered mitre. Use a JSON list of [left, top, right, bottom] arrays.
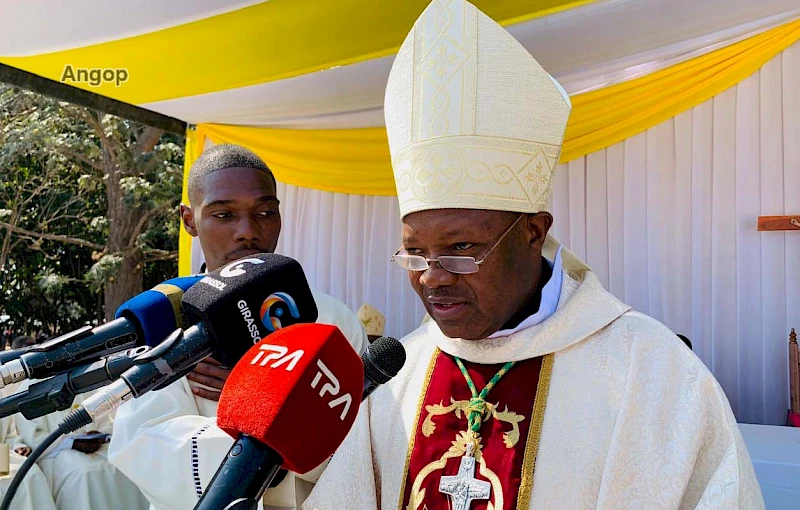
[[384, 0, 572, 218]]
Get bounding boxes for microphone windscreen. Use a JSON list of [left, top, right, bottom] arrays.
[[115, 275, 204, 347], [217, 323, 363, 474], [363, 336, 406, 384], [181, 254, 318, 368]]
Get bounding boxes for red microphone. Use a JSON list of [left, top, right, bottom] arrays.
[[195, 323, 363, 510]]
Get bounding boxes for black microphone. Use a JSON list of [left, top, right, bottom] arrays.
[[0, 275, 205, 389], [69, 254, 318, 428], [362, 336, 406, 400], [0, 319, 139, 389], [0, 346, 150, 420], [193, 335, 406, 510], [0, 347, 35, 365]]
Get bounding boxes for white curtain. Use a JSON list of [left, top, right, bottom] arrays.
[[273, 185, 427, 341], [548, 41, 800, 425], [199, 41, 800, 425]]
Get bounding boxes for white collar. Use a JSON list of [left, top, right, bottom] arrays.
[[487, 245, 564, 339], [426, 261, 631, 363]]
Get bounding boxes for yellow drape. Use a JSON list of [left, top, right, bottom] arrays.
[[0, 0, 594, 105], [178, 128, 205, 276], [561, 15, 800, 161], [187, 17, 800, 196], [197, 124, 395, 196]]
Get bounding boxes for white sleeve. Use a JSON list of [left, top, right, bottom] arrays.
[[302, 401, 379, 510], [108, 377, 236, 510]]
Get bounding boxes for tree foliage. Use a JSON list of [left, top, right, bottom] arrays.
[[0, 84, 184, 335]]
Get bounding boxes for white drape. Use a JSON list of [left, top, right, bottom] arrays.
[[549, 41, 800, 426], [273, 184, 427, 342], [195, 40, 800, 426]]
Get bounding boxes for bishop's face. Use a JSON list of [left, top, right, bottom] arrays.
[[401, 209, 550, 340]]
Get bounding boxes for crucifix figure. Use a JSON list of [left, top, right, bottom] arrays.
[[439, 445, 491, 510]]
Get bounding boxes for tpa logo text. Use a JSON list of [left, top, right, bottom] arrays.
[[61, 65, 129, 87], [311, 360, 354, 421], [250, 344, 304, 370], [248, 346, 354, 422]]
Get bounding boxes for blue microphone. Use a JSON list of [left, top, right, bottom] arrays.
[[115, 275, 204, 347]]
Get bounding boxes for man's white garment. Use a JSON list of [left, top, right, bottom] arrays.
[[109, 289, 368, 510], [13, 382, 149, 510], [304, 267, 765, 510], [0, 386, 57, 510]]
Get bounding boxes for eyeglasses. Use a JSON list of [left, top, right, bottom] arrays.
[[390, 214, 524, 275]]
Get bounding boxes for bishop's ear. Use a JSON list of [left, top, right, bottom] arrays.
[[525, 212, 553, 251]]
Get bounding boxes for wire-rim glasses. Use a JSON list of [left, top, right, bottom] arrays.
[[390, 214, 524, 275]]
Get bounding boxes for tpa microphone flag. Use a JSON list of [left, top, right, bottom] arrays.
[[216, 323, 363, 474]]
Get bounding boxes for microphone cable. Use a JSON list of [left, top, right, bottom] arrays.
[[0, 407, 92, 510]]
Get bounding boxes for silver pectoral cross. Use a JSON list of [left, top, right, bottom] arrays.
[[438, 446, 490, 510]]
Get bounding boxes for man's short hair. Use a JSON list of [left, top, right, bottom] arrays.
[[187, 144, 276, 201], [11, 335, 35, 350]]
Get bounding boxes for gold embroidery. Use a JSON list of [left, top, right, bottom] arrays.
[[421, 397, 525, 448], [408, 431, 504, 510], [490, 164, 515, 185], [397, 349, 441, 510], [410, 144, 466, 203], [402, 355, 555, 510], [516, 353, 555, 508], [417, 0, 469, 141], [466, 162, 490, 182], [495, 405, 526, 448], [395, 136, 560, 210]]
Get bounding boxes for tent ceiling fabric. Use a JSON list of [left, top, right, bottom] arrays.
[[0, 0, 797, 129], [146, 3, 800, 129], [0, 0, 264, 56], [176, 19, 800, 197], [0, 0, 595, 105]]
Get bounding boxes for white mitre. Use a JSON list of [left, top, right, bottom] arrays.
[[385, 0, 587, 271], [385, 0, 571, 217]]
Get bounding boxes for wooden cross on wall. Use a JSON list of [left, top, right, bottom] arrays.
[[758, 215, 800, 232]]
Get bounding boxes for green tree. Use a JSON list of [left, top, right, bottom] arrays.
[[0, 84, 184, 331]]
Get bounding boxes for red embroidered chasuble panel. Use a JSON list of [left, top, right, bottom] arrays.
[[400, 350, 546, 510]]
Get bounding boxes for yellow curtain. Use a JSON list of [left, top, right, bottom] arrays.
[[178, 128, 205, 276], [561, 15, 800, 161], [197, 124, 395, 196], [189, 17, 800, 197]]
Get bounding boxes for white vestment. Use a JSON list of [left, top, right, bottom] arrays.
[[12, 382, 149, 510], [109, 289, 367, 510], [0, 386, 57, 510], [304, 268, 765, 510]]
